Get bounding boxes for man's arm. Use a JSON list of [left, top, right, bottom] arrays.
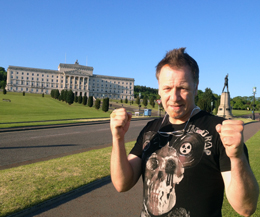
[[216, 120, 259, 217], [110, 108, 142, 192]]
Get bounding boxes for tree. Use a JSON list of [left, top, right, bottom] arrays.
[[83, 96, 87, 105], [67, 90, 74, 105], [3, 88, 6, 94], [94, 98, 101, 109], [78, 95, 83, 104], [74, 95, 78, 103], [203, 88, 215, 112], [102, 97, 109, 112], [64, 90, 68, 103], [150, 96, 155, 108], [88, 96, 93, 107], [0, 67, 7, 89], [135, 96, 140, 105], [124, 98, 128, 104], [54, 89, 60, 99], [196, 88, 215, 112], [60, 90, 65, 101], [143, 95, 148, 107]]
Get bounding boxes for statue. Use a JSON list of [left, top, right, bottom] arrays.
[[218, 73, 233, 119], [222, 74, 229, 92], [75, 60, 79, 65]]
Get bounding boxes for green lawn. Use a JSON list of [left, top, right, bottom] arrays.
[[0, 92, 111, 124], [1, 131, 260, 216], [222, 131, 260, 217]]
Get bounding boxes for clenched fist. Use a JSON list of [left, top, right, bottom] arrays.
[[216, 120, 244, 159], [110, 108, 132, 140]]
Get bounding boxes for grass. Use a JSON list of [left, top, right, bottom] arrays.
[[1, 131, 260, 216], [0, 92, 111, 124], [232, 109, 257, 117], [1, 92, 259, 216], [0, 142, 135, 216], [222, 131, 260, 217], [0, 92, 154, 128]]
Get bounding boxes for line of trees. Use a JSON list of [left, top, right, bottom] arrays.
[[50, 89, 110, 112], [0, 67, 7, 89]]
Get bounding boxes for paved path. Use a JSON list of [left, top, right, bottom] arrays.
[[9, 121, 260, 217]]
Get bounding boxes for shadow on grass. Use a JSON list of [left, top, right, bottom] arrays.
[[0, 144, 78, 150], [14, 176, 112, 217]]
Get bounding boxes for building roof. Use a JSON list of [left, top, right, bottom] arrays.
[[58, 63, 93, 71], [7, 66, 60, 74], [92, 74, 135, 81]]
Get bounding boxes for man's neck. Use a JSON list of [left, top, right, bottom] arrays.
[[169, 106, 200, 125]]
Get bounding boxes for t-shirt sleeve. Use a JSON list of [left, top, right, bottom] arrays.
[[129, 127, 145, 158]]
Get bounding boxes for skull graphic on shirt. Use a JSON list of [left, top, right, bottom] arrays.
[[143, 132, 205, 216]]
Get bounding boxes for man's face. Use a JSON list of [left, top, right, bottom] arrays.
[[158, 65, 198, 124]]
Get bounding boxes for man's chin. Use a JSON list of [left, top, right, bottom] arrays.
[[167, 111, 183, 119]]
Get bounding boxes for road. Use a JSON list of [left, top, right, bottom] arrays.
[[0, 119, 153, 170]]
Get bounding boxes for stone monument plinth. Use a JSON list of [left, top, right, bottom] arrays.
[[217, 92, 233, 119]]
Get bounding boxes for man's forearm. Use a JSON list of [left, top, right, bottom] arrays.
[[226, 155, 259, 216], [110, 137, 136, 192]]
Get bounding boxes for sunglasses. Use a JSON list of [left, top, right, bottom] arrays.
[[158, 106, 200, 138]]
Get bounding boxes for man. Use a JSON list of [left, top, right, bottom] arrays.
[[110, 48, 259, 217]]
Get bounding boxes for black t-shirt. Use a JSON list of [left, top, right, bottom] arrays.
[[130, 111, 248, 217]]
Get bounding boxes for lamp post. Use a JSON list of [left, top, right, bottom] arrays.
[[252, 87, 257, 120]]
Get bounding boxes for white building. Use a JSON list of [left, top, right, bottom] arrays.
[[6, 61, 135, 100]]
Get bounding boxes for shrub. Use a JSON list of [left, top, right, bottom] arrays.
[[74, 95, 78, 103], [135, 96, 140, 105], [83, 96, 87, 105], [53, 89, 60, 99], [102, 97, 109, 112], [78, 95, 82, 104], [143, 96, 148, 107], [3, 89, 6, 94], [124, 98, 128, 104], [60, 90, 65, 101], [88, 96, 93, 107], [64, 90, 68, 102], [94, 98, 101, 109], [42, 93, 44, 97], [23, 91, 25, 96], [67, 90, 74, 105]]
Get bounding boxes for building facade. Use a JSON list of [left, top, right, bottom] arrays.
[[6, 61, 135, 100]]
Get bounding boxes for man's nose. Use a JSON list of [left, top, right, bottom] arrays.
[[169, 88, 181, 101]]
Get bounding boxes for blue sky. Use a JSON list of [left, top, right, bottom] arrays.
[[1, 0, 260, 98]]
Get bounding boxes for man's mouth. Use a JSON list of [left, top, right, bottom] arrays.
[[169, 104, 183, 110]]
